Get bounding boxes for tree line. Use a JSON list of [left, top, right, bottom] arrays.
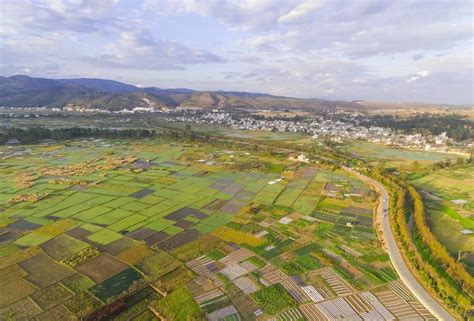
[[0, 127, 156, 144], [358, 114, 474, 141], [369, 168, 472, 317], [408, 185, 474, 294]]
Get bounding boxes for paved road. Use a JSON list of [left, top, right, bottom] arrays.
[[344, 167, 455, 321]]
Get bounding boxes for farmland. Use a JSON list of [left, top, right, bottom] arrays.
[[0, 138, 434, 320], [337, 141, 459, 167], [410, 166, 474, 272]]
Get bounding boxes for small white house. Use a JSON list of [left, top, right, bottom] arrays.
[[289, 153, 310, 163]]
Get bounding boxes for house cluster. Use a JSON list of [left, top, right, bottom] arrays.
[[0, 106, 468, 153], [367, 131, 452, 152], [167, 111, 459, 153], [0, 106, 62, 112], [63, 106, 158, 114]]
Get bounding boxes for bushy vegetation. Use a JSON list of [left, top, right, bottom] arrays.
[[250, 283, 297, 315], [151, 286, 203, 321]]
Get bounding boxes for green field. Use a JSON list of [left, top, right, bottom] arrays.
[[0, 137, 397, 319], [338, 141, 460, 167], [411, 166, 474, 271]]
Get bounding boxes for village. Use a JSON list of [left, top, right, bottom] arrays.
[[167, 110, 462, 153], [0, 106, 470, 155]]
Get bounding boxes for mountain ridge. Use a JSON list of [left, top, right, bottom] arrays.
[[0, 75, 468, 111], [0, 75, 363, 111]]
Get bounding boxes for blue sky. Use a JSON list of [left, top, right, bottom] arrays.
[[0, 0, 472, 104]]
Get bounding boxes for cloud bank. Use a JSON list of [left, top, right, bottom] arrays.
[[0, 0, 472, 104]]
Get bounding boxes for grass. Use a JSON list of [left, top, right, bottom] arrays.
[[164, 225, 183, 236], [87, 229, 123, 245], [275, 187, 303, 207], [30, 283, 73, 310], [265, 162, 286, 173], [277, 254, 321, 276], [62, 247, 100, 267], [439, 205, 474, 229], [250, 283, 297, 315], [73, 206, 112, 221], [212, 226, 264, 247], [294, 254, 321, 270], [13, 232, 54, 247], [116, 244, 155, 265], [411, 166, 474, 267], [61, 273, 95, 293], [152, 286, 203, 321], [426, 204, 474, 264], [108, 214, 147, 232], [41, 234, 89, 260], [247, 256, 266, 268], [338, 141, 459, 166], [90, 267, 143, 302], [293, 243, 321, 256], [136, 251, 180, 280], [81, 223, 103, 232], [0, 278, 36, 308], [194, 213, 234, 233], [206, 248, 226, 260], [412, 229, 465, 294], [64, 292, 102, 319]]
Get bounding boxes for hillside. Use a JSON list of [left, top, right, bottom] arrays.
[[57, 78, 139, 94]]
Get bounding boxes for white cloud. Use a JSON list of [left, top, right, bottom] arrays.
[[278, 0, 324, 24], [1, 0, 121, 34], [144, 0, 293, 31], [83, 29, 224, 70], [154, 0, 472, 58], [407, 71, 430, 83], [1, 0, 472, 104]]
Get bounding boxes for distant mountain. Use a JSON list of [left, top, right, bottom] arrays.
[[0, 75, 363, 111], [0, 75, 108, 108], [57, 78, 139, 93], [0, 75, 60, 94], [144, 87, 196, 95]]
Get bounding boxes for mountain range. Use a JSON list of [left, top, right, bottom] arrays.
[[0, 75, 467, 112], [0, 75, 364, 111]]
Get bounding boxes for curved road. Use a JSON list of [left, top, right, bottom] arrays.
[[344, 167, 455, 321]]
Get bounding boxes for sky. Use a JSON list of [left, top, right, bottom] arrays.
[[0, 0, 473, 104]]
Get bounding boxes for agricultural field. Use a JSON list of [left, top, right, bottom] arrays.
[[0, 138, 432, 320], [410, 166, 474, 272], [0, 113, 308, 143], [337, 141, 459, 167]]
